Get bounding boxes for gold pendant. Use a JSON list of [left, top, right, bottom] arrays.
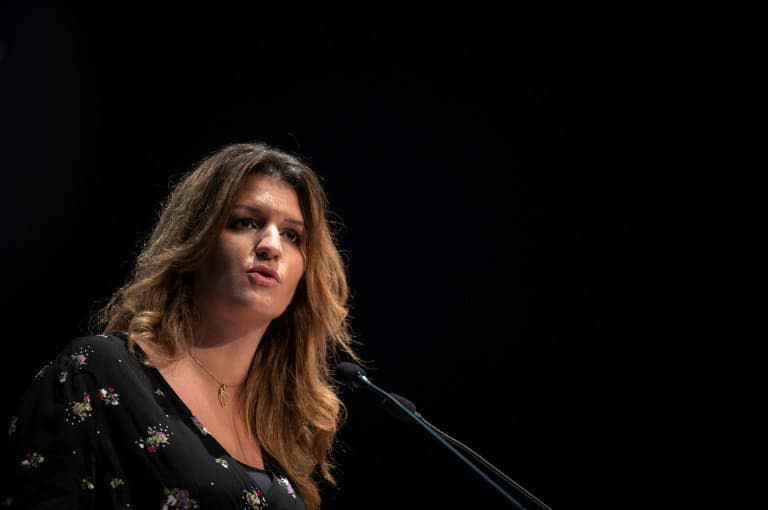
[[218, 384, 227, 407]]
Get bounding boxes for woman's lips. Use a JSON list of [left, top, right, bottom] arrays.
[[246, 265, 280, 287], [246, 271, 279, 287]]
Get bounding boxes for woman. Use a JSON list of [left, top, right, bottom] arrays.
[[3, 142, 359, 509]]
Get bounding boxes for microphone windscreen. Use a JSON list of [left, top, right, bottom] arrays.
[[383, 393, 418, 423], [335, 362, 366, 387]]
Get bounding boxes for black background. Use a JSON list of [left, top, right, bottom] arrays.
[[1, 6, 662, 509]]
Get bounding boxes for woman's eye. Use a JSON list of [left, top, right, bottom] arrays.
[[282, 229, 301, 245], [232, 219, 301, 245], [233, 218, 259, 229]]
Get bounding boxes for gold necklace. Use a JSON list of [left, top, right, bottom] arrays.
[[188, 352, 239, 408]]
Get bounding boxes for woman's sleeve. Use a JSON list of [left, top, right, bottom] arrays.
[[3, 342, 102, 509]]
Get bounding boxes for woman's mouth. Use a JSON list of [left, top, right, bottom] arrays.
[[246, 271, 279, 286], [246, 265, 280, 287]]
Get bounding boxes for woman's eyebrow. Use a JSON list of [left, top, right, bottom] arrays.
[[232, 204, 305, 228]]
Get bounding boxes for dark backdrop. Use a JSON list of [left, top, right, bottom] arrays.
[[1, 7, 659, 510]]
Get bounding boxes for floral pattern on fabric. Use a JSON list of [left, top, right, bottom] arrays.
[[190, 416, 209, 436], [20, 452, 44, 469], [98, 387, 120, 406], [69, 346, 94, 370], [136, 424, 172, 453], [6, 334, 307, 509], [65, 394, 93, 424], [242, 487, 267, 509], [276, 476, 297, 499], [161, 488, 199, 509]]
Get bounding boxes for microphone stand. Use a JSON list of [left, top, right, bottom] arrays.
[[353, 372, 529, 509], [418, 413, 552, 510]]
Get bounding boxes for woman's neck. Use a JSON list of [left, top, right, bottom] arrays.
[[188, 317, 269, 388]]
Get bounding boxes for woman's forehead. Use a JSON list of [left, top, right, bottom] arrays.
[[232, 174, 304, 223]]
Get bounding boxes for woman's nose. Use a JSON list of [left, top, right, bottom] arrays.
[[255, 224, 282, 260]]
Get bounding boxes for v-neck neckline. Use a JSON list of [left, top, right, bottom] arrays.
[[114, 331, 272, 474]]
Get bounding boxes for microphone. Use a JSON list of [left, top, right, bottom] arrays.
[[382, 393, 420, 423], [334, 361, 368, 388], [334, 362, 530, 509], [384, 393, 552, 510]]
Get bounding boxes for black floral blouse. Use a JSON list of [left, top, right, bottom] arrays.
[[2, 332, 306, 509]]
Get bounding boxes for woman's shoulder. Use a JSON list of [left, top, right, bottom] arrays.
[[61, 331, 129, 354], [52, 331, 143, 374], [13, 332, 144, 418]]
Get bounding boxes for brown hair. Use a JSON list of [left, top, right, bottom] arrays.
[[94, 142, 358, 509]]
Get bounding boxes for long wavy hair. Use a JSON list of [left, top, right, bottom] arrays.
[[94, 142, 358, 509]]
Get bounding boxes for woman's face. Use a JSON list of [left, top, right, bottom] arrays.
[[194, 173, 306, 325]]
